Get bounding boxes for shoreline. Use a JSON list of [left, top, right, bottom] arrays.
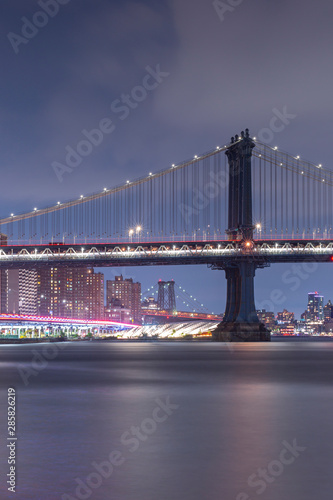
[[1, 336, 333, 344]]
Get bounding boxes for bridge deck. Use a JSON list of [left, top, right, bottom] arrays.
[[0, 240, 332, 267]]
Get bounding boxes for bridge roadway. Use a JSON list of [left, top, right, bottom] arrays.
[[0, 239, 333, 268]]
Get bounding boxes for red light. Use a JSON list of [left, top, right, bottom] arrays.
[[331, 257, 333, 262]]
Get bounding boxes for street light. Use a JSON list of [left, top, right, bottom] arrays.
[[136, 226, 142, 242]]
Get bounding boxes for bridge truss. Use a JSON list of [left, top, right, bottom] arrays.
[[0, 240, 332, 268]]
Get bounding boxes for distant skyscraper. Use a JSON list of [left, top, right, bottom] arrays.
[[307, 292, 324, 321], [106, 275, 141, 324], [324, 300, 333, 322]]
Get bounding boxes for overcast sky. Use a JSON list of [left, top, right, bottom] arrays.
[[1, 0, 333, 317]]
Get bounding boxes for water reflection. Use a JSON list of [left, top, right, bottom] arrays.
[[0, 342, 332, 499]]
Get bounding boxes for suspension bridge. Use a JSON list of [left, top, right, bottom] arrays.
[[141, 280, 222, 322], [1, 128, 333, 340]]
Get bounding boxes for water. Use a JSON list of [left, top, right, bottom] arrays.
[[1, 341, 333, 500]]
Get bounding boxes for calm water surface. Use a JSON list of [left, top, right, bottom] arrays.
[[1, 341, 333, 500]]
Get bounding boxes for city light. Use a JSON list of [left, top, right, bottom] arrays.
[[0, 313, 138, 328]]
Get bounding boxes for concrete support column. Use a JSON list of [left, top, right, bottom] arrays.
[[236, 261, 259, 323], [213, 129, 270, 342]]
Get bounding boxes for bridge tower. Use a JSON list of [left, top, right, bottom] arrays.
[[213, 129, 270, 342], [157, 280, 176, 312]]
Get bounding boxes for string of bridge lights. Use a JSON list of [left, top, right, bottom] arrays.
[[6, 146, 226, 221], [5, 138, 328, 221], [141, 283, 213, 314], [253, 139, 326, 173]]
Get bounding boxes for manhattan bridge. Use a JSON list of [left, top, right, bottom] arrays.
[[1, 129, 333, 341]]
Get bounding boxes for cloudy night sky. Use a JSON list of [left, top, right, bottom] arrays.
[[1, 0, 333, 317]]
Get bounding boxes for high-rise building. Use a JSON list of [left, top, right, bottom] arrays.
[[19, 270, 38, 314], [0, 269, 8, 313], [307, 292, 324, 321], [37, 267, 70, 317], [106, 275, 141, 324], [324, 300, 333, 322], [85, 269, 104, 319], [7, 269, 38, 315], [0, 234, 8, 313], [7, 269, 19, 313], [37, 267, 104, 320], [257, 310, 276, 330]]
